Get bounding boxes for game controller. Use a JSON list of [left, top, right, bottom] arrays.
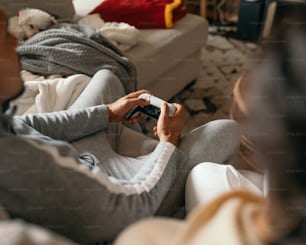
[[126, 93, 176, 120]]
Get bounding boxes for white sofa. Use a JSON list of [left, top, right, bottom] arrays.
[[125, 14, 208, 100], [1, 0, 208, 100], [72, 0, 208, 99]]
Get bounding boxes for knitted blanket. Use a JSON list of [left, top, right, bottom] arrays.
[[16, 23, 137, 93]]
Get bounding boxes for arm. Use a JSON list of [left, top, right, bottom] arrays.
[[15, 90, 151, 142], [2, 92, 186, 243], [16, 105, 110, 142], [0, 134, 186, 243]]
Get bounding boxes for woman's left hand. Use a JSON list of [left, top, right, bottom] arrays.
[[106, 90, 151, 123]]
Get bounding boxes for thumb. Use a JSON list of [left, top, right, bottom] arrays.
[[126, 97, 149, 109], [160, 102, 169, 119]]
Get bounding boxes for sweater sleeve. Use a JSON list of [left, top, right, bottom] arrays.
[[14, 105, 109, 142], [0, 134, 186, 244]]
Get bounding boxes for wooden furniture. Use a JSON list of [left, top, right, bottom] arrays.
[[200, 0, 218, 19], [200, 0, 207, 17], [186, 0, 218, 19]]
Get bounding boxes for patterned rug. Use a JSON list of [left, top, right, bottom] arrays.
[[142, 33, 262, 169], [176, 34, 261, 132]]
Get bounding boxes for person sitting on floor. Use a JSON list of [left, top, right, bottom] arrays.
[[0, 9, 240, 244], [114, 7, 306, 245]]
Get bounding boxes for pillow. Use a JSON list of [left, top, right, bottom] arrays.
[[0, 0, 75, 18], [90, 0, 187, 29]]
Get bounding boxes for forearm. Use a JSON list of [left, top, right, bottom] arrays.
[[15, 105, 109, 141], [1, 139, 186, 243]]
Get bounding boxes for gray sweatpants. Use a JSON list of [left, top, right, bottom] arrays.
[[70, 69, 241, 215]]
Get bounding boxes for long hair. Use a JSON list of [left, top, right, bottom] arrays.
[[246, 6, 306, 244]]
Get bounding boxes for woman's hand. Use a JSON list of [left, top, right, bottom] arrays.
[[154, 103, 184, 146], [106, 90, 150, 123]]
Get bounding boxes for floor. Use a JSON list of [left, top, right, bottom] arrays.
[[142, 31, 262, 170]]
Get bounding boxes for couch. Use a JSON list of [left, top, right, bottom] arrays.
[[125, 14, 208, 99], [1, 0, 208, 101], [73, 0, 208, 100]]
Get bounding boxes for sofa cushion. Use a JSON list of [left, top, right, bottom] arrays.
[[125, 14, 208, 90], [144, 51, 201, 99]]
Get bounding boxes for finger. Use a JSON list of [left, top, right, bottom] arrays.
[[128, 117, 138, 124], [135, 113, 147, 121], [126, 89, 151, 99], [159, 102, 169, 120], [132, 113, 143, 122], [172, 103, 184, 116], [126, 97, 150, 107], [172, 103, 183, 111], [153, 126, 158, 137]]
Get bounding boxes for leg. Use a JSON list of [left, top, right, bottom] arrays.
[[69, 69, 125, 108], [179, 119, 241, 165], [90, 124, 158, 179], [117, 125, 159, 157], [72, 129, 146, 180], [156, 119, 241, 216], [70, 69, 125, 150], [185, 162, 263, 213], [70, 69, 156, 165]]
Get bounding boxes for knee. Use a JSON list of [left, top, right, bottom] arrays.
[[220, 119, 240, 136], [207, 119, 240, 142], [212, 119, 241, 150], [185, 162, 231, 212], [94, 69, 115, 78], [179, 119, 241, 163], [197, 119, 241, 160], [93, 69, 125, 99]]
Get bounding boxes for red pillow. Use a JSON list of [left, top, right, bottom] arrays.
[[90, 0, 187, 29]]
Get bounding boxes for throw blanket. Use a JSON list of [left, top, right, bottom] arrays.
[[16, 23, 136, 93], [12, 71, 91, 115], [78, 14, 140, 52], [90, 0, 187, 29]]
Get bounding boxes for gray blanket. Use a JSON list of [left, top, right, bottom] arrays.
[[16, 23, 137, 93]]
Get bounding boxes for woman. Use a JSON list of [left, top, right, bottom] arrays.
[[115, 7, 306, 245]]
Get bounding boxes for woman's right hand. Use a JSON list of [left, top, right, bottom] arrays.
[[154, 102, 184, 146]]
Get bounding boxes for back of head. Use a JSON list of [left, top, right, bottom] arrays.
[[246, 5, 306, 244]]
